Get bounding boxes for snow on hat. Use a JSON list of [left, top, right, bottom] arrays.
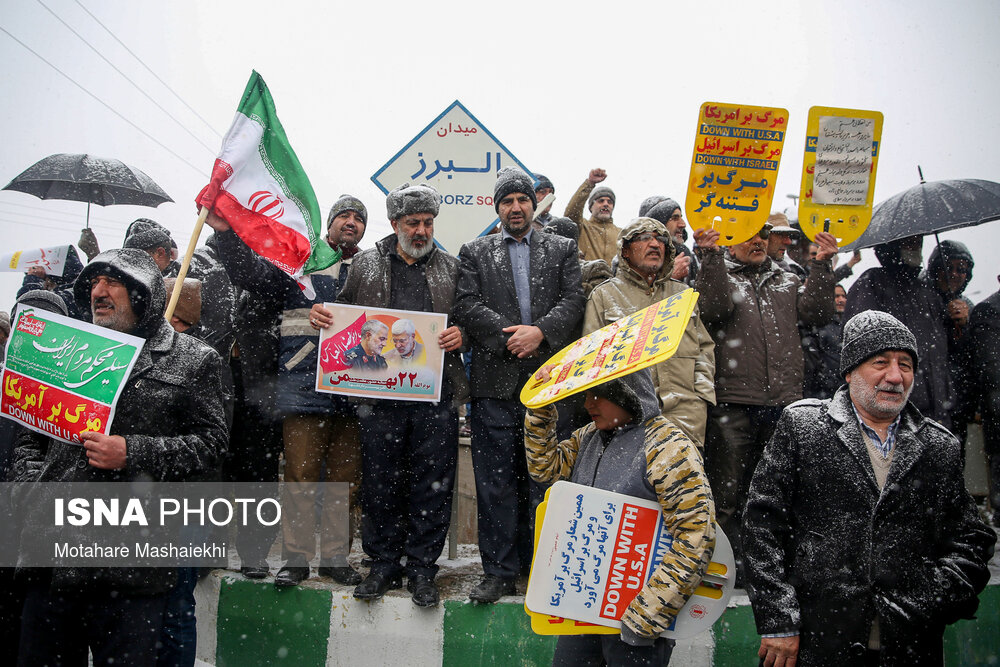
[[587, 186, 616, 211], [327, 195, 368, 227], [0, 311, 10, 337], [533, 173, 555, 193], [15, 289, 68, 316], [618, 217, 669, 248], [123, 218, 172, 251], [840, 310, 919, 377], [766, 212, 796, 234], [493, 167, 537, 213], [386, 183, 440, 220], [640, 196, 681, 227]]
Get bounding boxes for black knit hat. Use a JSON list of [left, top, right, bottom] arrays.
[[840, 310, 919, 377], [493, 167, 537, 213], [589, 376, 642, 420], [640, 196, 681, 227], [386, 184, 439, 220], [123, 218, 172, 252], [533, 173, 555, 193]]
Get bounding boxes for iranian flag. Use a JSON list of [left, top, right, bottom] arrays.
[[196, 71, 338, 296]]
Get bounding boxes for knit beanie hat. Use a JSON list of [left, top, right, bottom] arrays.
[[840, 310, 919, 377], [589, 376, 642, 420], [327, 195, 368, 227], [639, 196, 681, 227], [386, 183, 440, 220], [533, 173, 555, 193], [123, 218, 172, 252], [493, 167, 537, 213], [15, 289, 69, 316], [588, 186, 616, 211]]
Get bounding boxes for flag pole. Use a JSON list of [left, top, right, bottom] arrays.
[[165, 206, 209, 321]]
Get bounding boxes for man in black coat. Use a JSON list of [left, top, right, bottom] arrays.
[[11, 248, 229, 666], [453, 166, 585, 602], [968, 275, 1000, 525], [743, 310, 995, 667], [311, 183, 468, 607]]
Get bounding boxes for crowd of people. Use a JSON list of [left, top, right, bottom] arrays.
[[0, 165, 997, 666]]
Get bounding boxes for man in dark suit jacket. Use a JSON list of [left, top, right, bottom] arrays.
[[454, 167, 585, 603]]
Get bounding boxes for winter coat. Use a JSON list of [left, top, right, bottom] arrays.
[[584, 234, 716, 447], [694, 248, 835, 406], [525, 369, 716, 644], [214, 229, 355, 416], [537, 211, 579, 243], [162, 236, 237, 360], [563, 180, 622, 265], [335, 234, 470, 406], [969, 288, 1000, 450], [842, 265, 956, 427], [11, 248, 229, 594], [743, 388, 995, 667], [801, 313, 843, 399], [453, 231, 585, 400]]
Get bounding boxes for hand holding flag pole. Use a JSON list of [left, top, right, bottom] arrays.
[[164, 206, 209, 322]]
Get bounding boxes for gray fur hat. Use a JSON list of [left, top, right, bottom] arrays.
[[840, 310, 919, 377], [327, 195, 368, 227], [588, 186, 616, 211], [386, 183, 440, 220], [123, 218, 172, 252], [493, 167, 537, 213]]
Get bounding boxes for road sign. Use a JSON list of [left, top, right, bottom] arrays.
[[371, 100, 534, 254]]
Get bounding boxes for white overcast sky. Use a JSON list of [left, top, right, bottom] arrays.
[[2, 0, 999, 311]]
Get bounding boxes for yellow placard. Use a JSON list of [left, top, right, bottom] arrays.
[[519, 289, 698, 409], [685, 102, 789, 246], [797, 107, 883, 247]]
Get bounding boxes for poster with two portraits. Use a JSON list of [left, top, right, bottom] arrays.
[[314, 303, 447, 402]]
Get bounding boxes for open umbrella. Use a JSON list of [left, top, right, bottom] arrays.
[[843, 173, 1000, 251], [2, 153, 173, 227]]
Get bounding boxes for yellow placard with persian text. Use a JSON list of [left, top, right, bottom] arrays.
[[797, 106, 883, 247], [685, 102, 788, 246], [519, 289, 698, 409]]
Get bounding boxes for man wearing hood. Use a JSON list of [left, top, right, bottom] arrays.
[[311, 183, 468, 607], [564, 168, 621, 264], [11, 248, 229, 667], [743, 311, 994, 666], [922, 240, 976, 440], [693, 224, 838, 584], [842, 235, 957, 429], [206, 195, 368, 587], [525, 368, 715, 664], [454, 167, 585, 603], [584, 218, 716, 450]]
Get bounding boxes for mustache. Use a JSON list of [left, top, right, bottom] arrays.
[[93, 297, 114, 308], [875, 383, 904, 394]]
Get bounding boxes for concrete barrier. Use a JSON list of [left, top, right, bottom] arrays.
[[193, 572, 999, 666]]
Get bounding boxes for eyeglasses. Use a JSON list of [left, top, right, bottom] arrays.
[[629, 233, 669, 245], [756, 227, 771, 239]]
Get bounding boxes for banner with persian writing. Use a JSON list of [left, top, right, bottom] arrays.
[[1, 305, 144, 444], [524, 481, 734, 640]]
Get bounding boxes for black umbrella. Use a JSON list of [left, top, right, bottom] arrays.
[[2, 153, 173, 227], [844, 172, 1000, 251]]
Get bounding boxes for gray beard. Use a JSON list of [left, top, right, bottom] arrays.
[[398, 233, 433, 260]]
